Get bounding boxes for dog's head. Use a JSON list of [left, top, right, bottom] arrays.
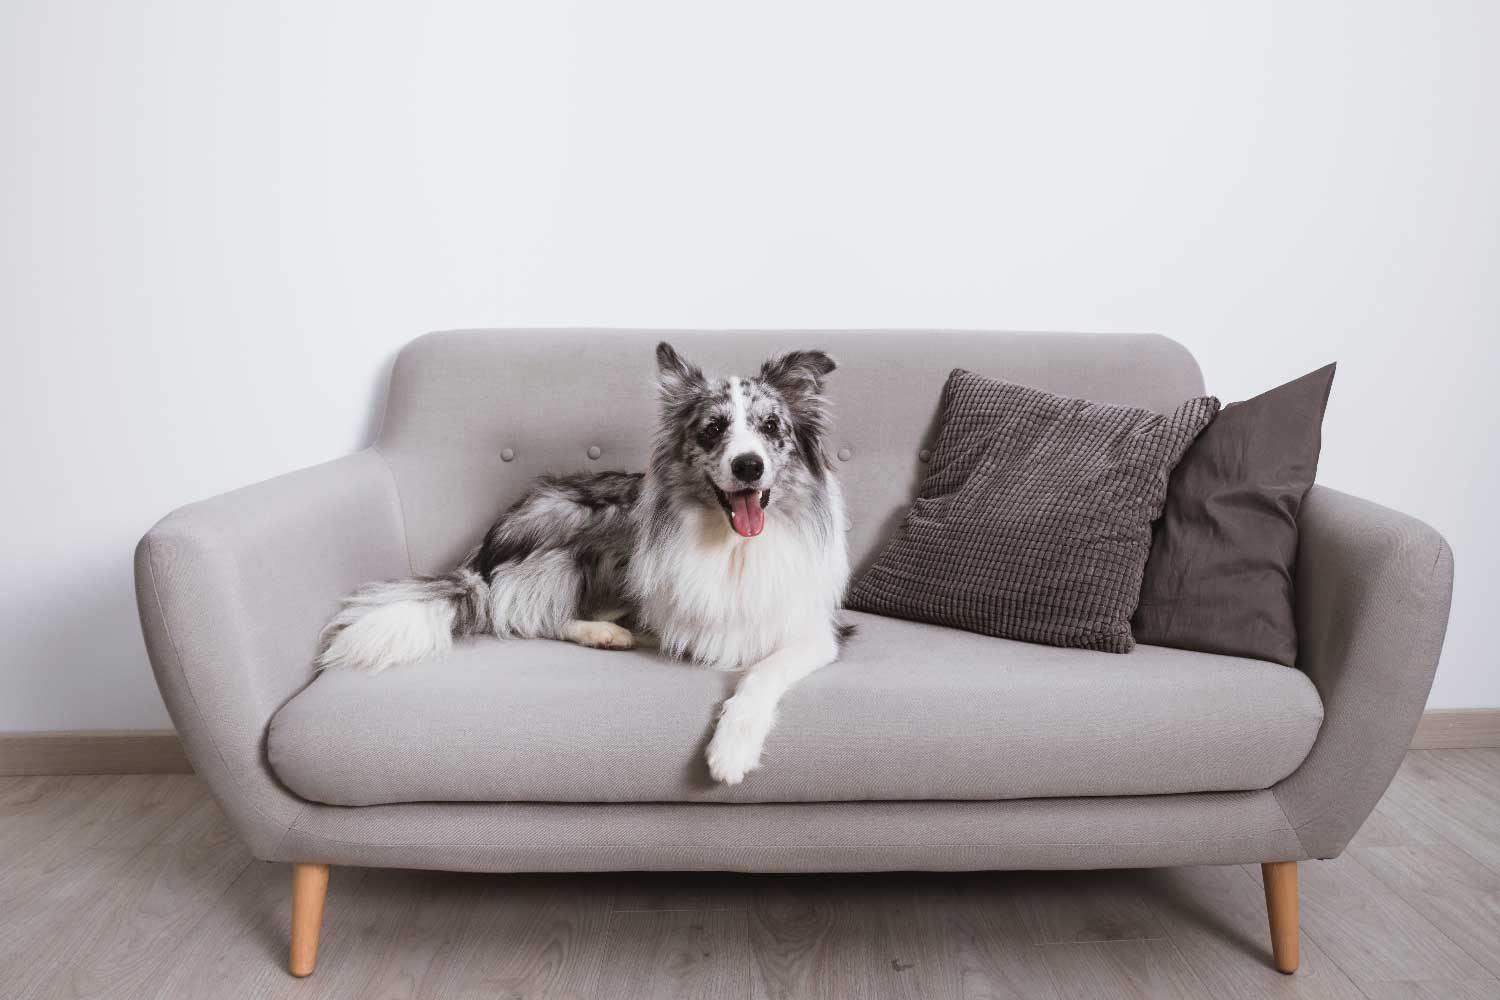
[[653, 342, 837, 538]]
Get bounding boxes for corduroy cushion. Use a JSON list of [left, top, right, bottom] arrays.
[[1133, 364, 1336, 666], [267, 611, 1322, 806], [848, 370, 1219, 651]]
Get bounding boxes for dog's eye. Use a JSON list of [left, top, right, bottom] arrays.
[[761, 415, 781, 435], [696, 417, 728, 448]]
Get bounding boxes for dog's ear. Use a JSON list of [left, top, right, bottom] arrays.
[[655, 342, 706, 407], [760, 350, 837, 478], [759, 350, 836, 404]]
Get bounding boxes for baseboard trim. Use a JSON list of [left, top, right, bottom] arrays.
[[1411, 709, 1500, 750], [1, 710, 1496, 775], [0, 730, 192, 776]]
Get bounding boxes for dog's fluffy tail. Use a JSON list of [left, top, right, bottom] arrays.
[[315, 569, 491, 674]]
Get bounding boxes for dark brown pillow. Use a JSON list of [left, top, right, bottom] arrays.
[[1133, 364, 1335, 666], [848, 370, 1219, 652]]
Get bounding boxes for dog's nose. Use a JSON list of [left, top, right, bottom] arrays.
[[731, 453, 764, 484]]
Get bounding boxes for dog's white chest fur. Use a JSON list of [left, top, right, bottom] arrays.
[[632, 496, 849, 670]]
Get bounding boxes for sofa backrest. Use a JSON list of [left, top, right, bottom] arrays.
[[376, 329, 1205, 576]]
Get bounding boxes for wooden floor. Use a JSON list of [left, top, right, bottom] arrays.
[[3, 751, 1499, 999]]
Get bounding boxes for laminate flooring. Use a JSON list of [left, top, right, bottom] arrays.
[[3, 750, 1498, 998]]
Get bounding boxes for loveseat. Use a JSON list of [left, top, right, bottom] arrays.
[[134, 329, 1453, 976]]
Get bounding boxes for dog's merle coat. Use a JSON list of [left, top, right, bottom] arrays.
[[316, 343, 852, 783]]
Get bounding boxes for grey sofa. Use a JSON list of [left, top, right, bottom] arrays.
[[134, 329, 1453, 978]]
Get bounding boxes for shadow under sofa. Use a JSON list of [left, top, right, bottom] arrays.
[[134, 328, 1454, 978]]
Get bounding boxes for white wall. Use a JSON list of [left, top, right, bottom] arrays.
[[2, 0, 1495, 730]]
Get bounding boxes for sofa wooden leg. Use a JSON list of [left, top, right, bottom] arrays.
[[1262, 861, 1300, 974], [290, 863, 330, 977]]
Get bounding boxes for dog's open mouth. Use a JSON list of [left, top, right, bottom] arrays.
[[711, 480, 771, 538]]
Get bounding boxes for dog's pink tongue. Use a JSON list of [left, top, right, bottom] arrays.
[[729, 491, 764, 537]]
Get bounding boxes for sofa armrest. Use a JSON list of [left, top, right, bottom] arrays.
[[135, 449, 410, 856], [1272, 485, 1454, 859]]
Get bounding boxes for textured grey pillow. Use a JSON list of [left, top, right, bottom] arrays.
[[848, 370, 1219, 652]]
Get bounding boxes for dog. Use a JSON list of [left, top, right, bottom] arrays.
[[316, 342, 852, 784]]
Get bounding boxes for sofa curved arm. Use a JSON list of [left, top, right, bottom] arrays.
[[1272, 485, 1454, 859], [134, 449, 411, 856]]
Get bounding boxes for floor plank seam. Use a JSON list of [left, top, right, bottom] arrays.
[[1027, 935, 1173, 946]]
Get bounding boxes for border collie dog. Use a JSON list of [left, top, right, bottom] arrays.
[[317, 342, 852, 784]]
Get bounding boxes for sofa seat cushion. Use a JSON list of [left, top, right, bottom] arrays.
[[268, 612, 1323, 807]]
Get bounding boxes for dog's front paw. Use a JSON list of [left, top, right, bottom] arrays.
[[706, 695, 774, 785], [565, 620, 637, 650]]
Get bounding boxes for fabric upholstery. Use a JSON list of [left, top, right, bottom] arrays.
[[134, 451, 409, 856], [131, 329, 1451, 872], [1273, 486, 1454, 858], [268, 611, 1321, 807], [848, 370, 1218, 651], [375, 329, 1207, 578], [1134, 364, 1336, 665], [268, 790, 1306, 873]]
